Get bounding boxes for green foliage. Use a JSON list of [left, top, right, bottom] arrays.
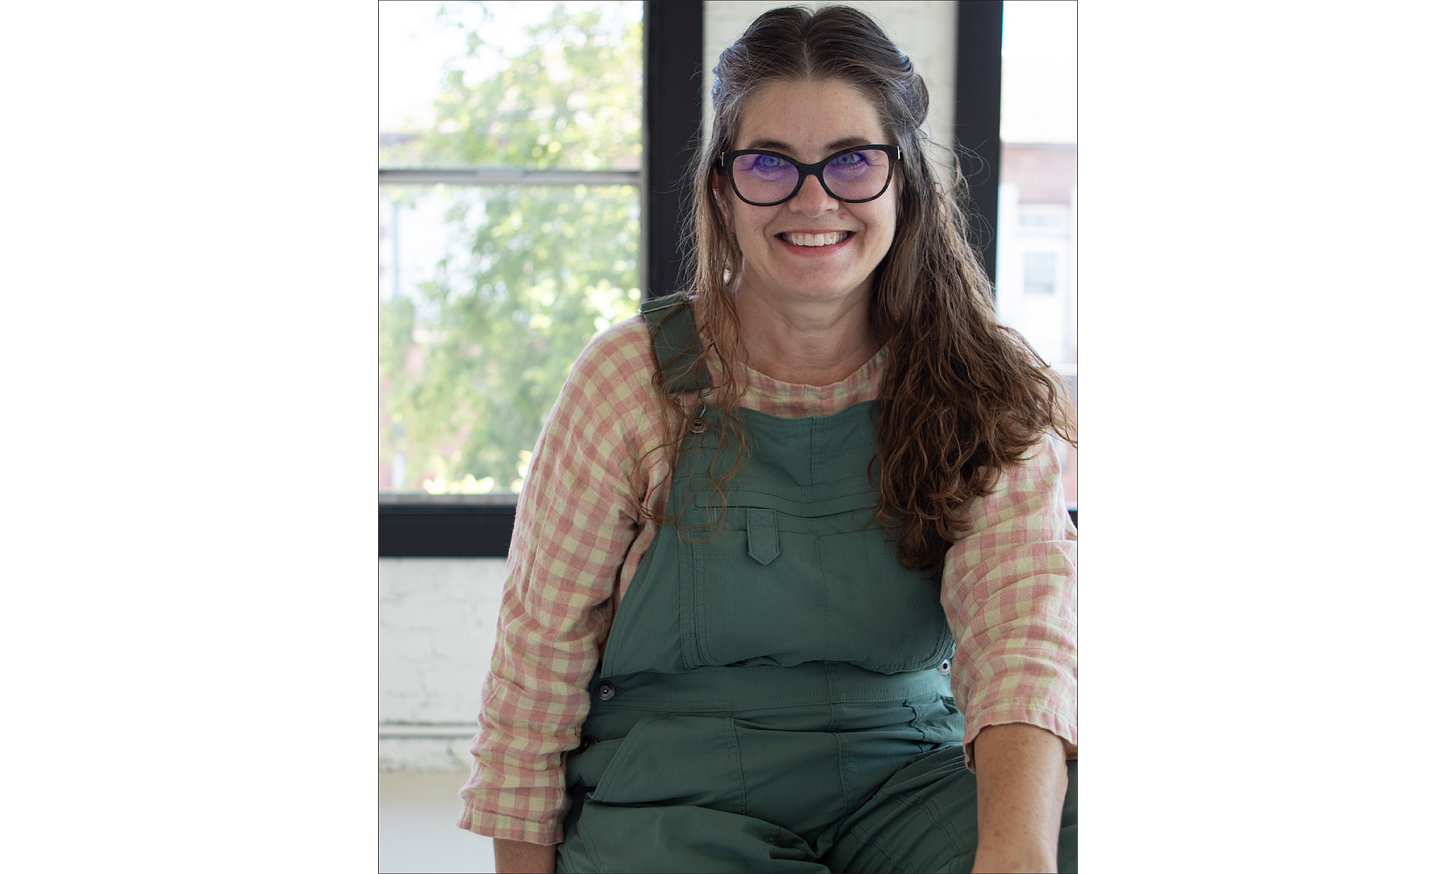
[[380, 1, 642, 170], [380, 2, 643, 492]]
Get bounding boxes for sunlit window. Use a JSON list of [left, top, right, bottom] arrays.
[[999, 0, 1076, 505], [379, 1, 644, 496], [1024, 251, 1058, 295]]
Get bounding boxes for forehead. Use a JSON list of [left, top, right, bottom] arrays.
[[735, 78, 887, 154]]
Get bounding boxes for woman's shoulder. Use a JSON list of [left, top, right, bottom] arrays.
[[565, 312, 656, 393]]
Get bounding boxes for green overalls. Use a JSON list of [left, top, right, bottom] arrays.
[[555, 295, 1077, 873]]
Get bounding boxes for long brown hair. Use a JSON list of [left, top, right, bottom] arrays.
[[644, 5, 1075, 573]]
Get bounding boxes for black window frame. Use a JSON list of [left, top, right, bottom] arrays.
[[377, 1, 1060, 559]]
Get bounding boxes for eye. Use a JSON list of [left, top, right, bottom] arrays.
[[831, 151, 867, 167], [753, 154, 787, 171]]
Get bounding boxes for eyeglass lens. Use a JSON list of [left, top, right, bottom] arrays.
[[730, 149, 892, 205]]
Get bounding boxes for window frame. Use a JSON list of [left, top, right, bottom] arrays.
[[377, 0, 1032, 558]]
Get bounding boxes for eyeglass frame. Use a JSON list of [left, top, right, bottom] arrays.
[[717, 144, 902, 207]]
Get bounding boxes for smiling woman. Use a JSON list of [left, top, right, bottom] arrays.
[[457, 6, 1078, 873], [712, 78, 899, 385]]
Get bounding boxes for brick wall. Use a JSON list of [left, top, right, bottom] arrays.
[[380, 558, 507, 770]]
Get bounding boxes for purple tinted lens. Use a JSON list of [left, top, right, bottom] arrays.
[[733, 153, 796, 202], [731, 149, 890, 203]]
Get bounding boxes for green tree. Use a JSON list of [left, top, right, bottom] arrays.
[[380, 1, 643, 493]]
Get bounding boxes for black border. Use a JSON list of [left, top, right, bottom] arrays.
[[379, 503, 1074, 558], [954, 0, 1004, 286], [379, 504, 515, 559], [644, 0, 704, 300]]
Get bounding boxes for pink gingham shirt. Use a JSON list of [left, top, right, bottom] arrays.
[[457, 315, 1077, 845]]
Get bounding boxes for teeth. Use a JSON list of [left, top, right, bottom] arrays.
[[783, 231, 849, 247]]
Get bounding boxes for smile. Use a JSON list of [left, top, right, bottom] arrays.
[[778, 231, 852, 247]]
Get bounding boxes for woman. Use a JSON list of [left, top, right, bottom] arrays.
[[459, 6, 1077, 872]]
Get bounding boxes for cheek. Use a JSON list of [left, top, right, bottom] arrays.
[[870, 202, 897, 245]]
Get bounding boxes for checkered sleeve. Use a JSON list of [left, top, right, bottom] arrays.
[[940, 434, 1077, 771], [456, 317, 661, 844]]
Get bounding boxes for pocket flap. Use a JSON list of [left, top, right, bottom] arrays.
[[746, 508, 779, 565]]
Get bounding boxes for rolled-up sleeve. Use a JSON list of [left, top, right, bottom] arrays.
[[940, 435, 1077, 770], [456, 320, 658, 844]]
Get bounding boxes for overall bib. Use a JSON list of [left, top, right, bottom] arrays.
[[555, 296, 1077, 873]]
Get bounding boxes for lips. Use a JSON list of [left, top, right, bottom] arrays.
[[778, 231, 852, 247]]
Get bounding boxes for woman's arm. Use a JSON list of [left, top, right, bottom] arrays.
[[969, 723, 1068, 874], [493, 838, 556, 874], [939, 436, 1077, 869], [458, 320, 665, 846]]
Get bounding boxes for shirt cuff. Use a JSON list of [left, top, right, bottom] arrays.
[[455, 806, 564, 846]]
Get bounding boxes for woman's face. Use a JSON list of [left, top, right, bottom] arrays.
[[717, 78, 897, 311]]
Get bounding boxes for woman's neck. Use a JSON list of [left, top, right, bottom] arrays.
[[727, 281, 883, 387]]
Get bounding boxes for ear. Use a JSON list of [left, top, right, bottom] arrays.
[[710, 167, 727, 205], [710, 169, 733, 230]]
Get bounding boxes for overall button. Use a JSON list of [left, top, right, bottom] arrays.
[[938, 659, 952, 675], [595, 681, 616, 701], [581, 735, 599, 750], [688, 419, 707, 434]]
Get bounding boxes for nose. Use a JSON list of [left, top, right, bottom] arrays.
[[788, 172, 838, 215]]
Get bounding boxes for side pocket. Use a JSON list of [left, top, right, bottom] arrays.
[[564, 737, 628, 791], [906, 694, 965, 747], [588, 715, 745, 809]]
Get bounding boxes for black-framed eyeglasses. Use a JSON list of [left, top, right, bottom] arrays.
[[718, 144, 901, 207]]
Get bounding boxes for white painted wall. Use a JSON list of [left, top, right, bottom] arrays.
[[380, 558, 507, 871], [379, 557, 507, 770]]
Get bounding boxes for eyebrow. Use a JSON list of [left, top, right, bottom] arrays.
[[741, 136, 874, 154]]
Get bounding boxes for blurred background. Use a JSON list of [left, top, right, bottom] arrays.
[[377, 3, 1074, 871]]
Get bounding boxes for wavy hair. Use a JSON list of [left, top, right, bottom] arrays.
[[642, 4, 1075, 574]]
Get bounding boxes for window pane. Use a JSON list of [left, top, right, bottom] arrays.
[[379, 1, 645, 497], [379, 183, 641, 494], [380, 1, 643, 170], [998, 0, 1077, 504], [1023, 251, 1058, 294]]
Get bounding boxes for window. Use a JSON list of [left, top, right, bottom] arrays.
[[378, 1, 1071, 554], [1024, 251, 1058, 295], [1018, 205, 1066, 231], [999, 0, 1076, 507], [379, 1, 645, 498]]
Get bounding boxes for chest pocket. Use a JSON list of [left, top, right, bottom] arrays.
[[679, 480, 955, 674]]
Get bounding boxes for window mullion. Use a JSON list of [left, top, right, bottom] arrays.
[[379, 168, 643, 186]]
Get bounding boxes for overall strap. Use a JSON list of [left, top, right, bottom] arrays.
[[640, 292, 712, 396]]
